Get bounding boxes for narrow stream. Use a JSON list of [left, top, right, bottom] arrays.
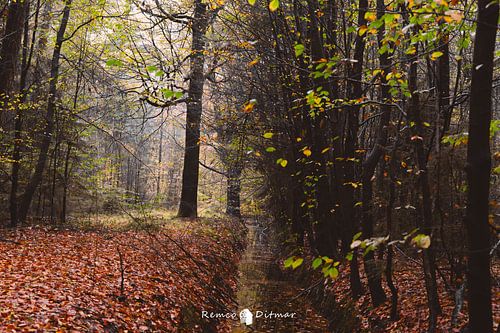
[[231, 218, 329, 333]]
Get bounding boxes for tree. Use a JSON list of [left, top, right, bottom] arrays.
[[464, 0, 498, 331], [0, 0, 27, 110], [178, 0, 210, 218], [17, 0, 73, 224]]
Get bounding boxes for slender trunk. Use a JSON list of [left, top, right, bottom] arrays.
[[360, 0, 391, 307], [178, 0, 209, 218], [61, 143, 71, 223], [408, 44, 441, 333], [17, 0, 73, 224], [157, 114, 164, 198], [385, 117, 402, 320], [9, 0, 32, 227], [437, 31, 451, 134], [50, 138, 60, 223], [464, 0, 498, 332], [226, 167, 242, 217], [344, 0, 368, 297]]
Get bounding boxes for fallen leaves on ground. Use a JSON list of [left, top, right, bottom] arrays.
[[0, 218, 244, 332], [323, 252, 500, 332]]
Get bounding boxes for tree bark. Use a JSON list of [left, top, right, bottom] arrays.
[[344, 0, 368, 297], [464, 0, 498, 331], [61, 143, 71, 223], [226, 167, 242, 217], [9, 0, 32, 227], [0, 0, 26, 110], [360, 0, 391, 307], [408, 44, 441, 333], [178, 0, 209, 218]]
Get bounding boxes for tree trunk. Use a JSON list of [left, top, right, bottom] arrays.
[[17, 0, 73, 224], [9, 0, 32, 227], [437, 27, 451, 134], [360, 0, 391, 307], [0, 0, 26, 114], [385, 118, 402, 320], [408, 44, 441, 332], [157, 114, 164, 198], [226, 167, 242, 217], [344, 0, 368, 297], [178, 0, 209, 218], [61, 143, 71, 224], [464, 0, 498, 331]]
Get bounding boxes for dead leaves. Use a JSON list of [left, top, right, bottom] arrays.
[[0, 219, 242, 332], [323, 254, 500, 333]]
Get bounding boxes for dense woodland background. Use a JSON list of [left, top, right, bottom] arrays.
[[0, 0, 498, 331]]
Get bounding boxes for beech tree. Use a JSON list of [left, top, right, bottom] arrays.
[[464, 0, 498, 332], [177, 0, 211, 218]]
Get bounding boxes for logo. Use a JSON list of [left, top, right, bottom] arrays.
[[239, 308, 253, 326]]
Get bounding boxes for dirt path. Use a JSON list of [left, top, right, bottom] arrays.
[[231, 218, 329, 333]]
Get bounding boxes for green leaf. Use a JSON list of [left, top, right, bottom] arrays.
[[146, 65, 158, 72], [328, 267, 339, 279], [106, 59, 123, 67], [412, 234, 431, 249], [265, 147, 276, 152], [161, 88, 175, 99], [363, 245, 375, 256], [353, 232, 362, 241], [248, 0, 256, 5], [263, 132, 274, 139], [291, 258, 304, 269], [284, 256, 294, 268], [269, 0, 279, 11], [312, 257, 322, 269], [346, 252, 353, 261], [294, 44, 305, 57]]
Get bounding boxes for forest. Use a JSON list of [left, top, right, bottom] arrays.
[[0, 0, 498, 331]]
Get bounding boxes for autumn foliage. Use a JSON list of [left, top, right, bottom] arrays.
[[0, 218, 244, 332]]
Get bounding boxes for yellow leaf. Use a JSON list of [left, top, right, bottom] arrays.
[[280, 159, 288, 167], [269, 0, 279, 12], [364, 12, 377, 22], [243, 104, 254, 113], [303, 149, 312, 157], [248, 57, 260, 67], [430, 51, 444, 61], [406, 46, 416, 55], [358, 25, 368, 36], [321, 147, 330, 154]]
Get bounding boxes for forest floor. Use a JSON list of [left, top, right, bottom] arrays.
[[0, 212, 245, 332], [313, 251, 500, 333], [0, 213, 498, 332]]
